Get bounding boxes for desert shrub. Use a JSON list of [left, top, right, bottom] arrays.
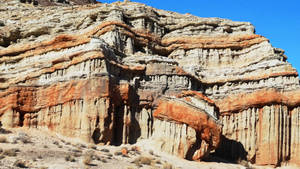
[[155, 159, 162, 164], [163, 163, 173, 169], [88, 144, 97, 150], [83, 154, 92, 165], [0, 155, 5, 160], [13, 159, 28, 168], [65, 154, 76, 162], [76, 143, 87, 149], [100, 148, 110, 153], [3, 148, 19, 156], [18, 132, 31, 144], [114, 151, 122, 156], [101, 158, 107, 163], [140, 156, 152, 165], [53, 141, 59, 145], [132, 156, 153, 166], [39, 167, 48, 169]]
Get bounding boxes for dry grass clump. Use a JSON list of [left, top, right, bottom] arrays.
[[39, 166, 48, 169], [76, 143, 87, 149], [17, 132, 31, 144], [132, 156, 153, 166], [83, 154, 93, 165], [0, 136, 7, 143], [65, 154, 76, 162], [82, 151, 95, 165], [114, 151, 122, 156], [163, 163, 173, 169], [13, 159, 28, 168], [87, 144, 97, 150], [140, 156, 152, 165], [0, 154, 5, 160], [53, 141, 59, 145], [3, 148, 19, 156], [100, 148, 110, 153]]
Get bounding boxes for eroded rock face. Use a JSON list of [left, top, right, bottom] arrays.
[[18, 0, 97, 6], [0, 1, 299, 166], [153, 91, 221, 160]]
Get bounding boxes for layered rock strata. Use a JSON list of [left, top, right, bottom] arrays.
[[0, 1, 299, 166], [19, 0, 97, 6], [153, 91, 221, 160]]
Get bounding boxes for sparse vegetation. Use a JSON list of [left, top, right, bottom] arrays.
[[18, 132, 31, 144], [73, 152, 82, 157], [132, 156, 153, 166], [39, 166, 48, 169], [100, 148, 110, 153], [88, 144, 97, 150], [114, 151, 122, 156], [140, 156, 152, 165], [0, 155, 5, 160], [65, 154, 76, 162], [13, 159, 28, 168], [83, 154, 93, 165], [20, 136, 31, 144], [3, 148, 19, 156], [53, 141, 59, 145], [101, 158, 107, 163], [163, 163, 173, 169], [155, 159, 162, 164], [76, 143, 87, 149], [72, 149, 82, 153]]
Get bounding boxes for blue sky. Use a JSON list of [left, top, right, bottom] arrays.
[[98, 0, 300, 73]]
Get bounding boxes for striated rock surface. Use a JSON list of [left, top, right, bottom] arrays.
[[153, 91, 221, 160], [0, 0, 299, 167], [18, 0, 97, 6]]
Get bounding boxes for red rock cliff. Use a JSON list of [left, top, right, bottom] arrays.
[[0, 1, 299, 166]]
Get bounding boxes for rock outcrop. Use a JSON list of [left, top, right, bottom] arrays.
[[0, 1, 299, 167], [18, 0, 97, 6]]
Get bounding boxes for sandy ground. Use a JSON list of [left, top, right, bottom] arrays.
[[0, 128, 299, 169]]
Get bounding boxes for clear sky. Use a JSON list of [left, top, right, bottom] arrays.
[[98, 0, 300, 73]]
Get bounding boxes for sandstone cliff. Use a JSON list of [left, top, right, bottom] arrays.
[[0, 0, 299, 167]]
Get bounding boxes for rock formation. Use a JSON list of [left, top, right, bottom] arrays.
[[18, 0, 97, 6], [0, 0, 299, 167]]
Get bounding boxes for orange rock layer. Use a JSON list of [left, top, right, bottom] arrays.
[[153, 97, 221, 160], [216, 88, 300, 114], [0, 21, 268, 61]]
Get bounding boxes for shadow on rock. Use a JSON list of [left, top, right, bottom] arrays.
[[208, 135, 248, 164]]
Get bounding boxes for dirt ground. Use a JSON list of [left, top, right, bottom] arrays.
[[0, 128, 298, 169]]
